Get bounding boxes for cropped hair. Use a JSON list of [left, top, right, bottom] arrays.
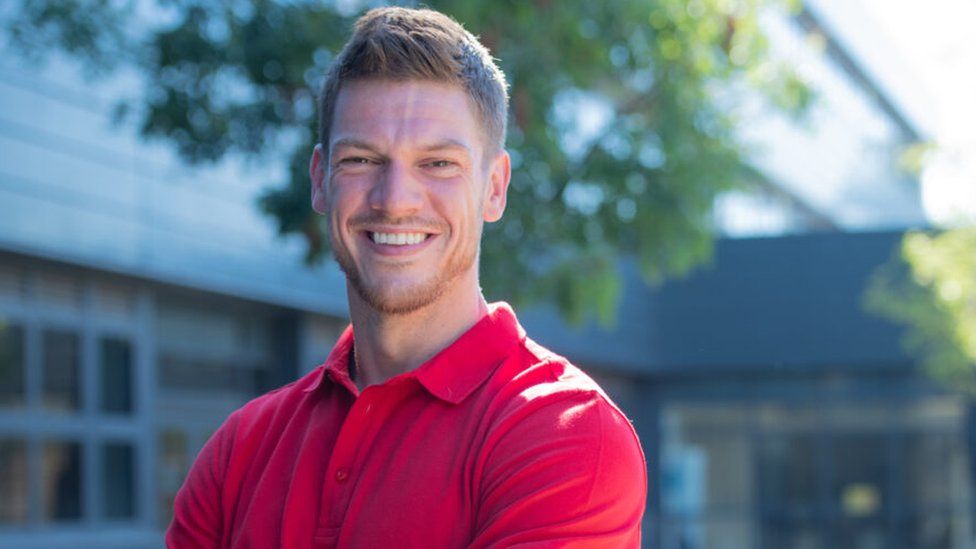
[[317, 7, 509, 153]]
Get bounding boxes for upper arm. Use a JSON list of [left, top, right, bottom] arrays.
[[470, 393, 647, 548], [165, 412, 239, 549]]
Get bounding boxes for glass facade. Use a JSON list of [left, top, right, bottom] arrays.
[[4, 256, 975, 549], [153, 298, 281, 529], [658, 397, 973, 549], [0, 260, 333, 546], [0, 264, 142, 537]]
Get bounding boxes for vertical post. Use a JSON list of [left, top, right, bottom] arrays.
[[81, 276, 99, 524], [135, 287, 158, 531], [632, 377, 662, 549]]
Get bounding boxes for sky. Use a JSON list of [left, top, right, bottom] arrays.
[[853, 0, 976, 226]]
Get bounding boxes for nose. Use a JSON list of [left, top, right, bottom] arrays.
[[369, 161, 423, 218]]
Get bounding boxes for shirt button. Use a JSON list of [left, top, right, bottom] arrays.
[[335, 467, 350, 483]]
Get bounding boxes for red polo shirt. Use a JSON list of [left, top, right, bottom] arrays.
[[166, 303, 646, 548]]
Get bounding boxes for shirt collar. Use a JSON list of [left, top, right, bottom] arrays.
[[303, 324, 357, 395], [304, 302, 524, 404]]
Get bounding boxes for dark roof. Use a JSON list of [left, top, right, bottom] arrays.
[[519, 231, 913, 376]]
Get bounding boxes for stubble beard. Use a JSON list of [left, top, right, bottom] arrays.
[[332, 227, 480, 316]]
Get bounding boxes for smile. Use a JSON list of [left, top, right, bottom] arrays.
[[369, 231, 431, 246]]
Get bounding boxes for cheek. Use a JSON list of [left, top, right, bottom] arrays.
[[327, 184, 360, 219]]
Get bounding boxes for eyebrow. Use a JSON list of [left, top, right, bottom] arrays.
[[330, 137, 474, 158], [419, 139, 474, 157], [330, 138, 379, 155]]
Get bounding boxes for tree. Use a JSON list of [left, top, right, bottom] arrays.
[[3, 0, 811, 324], [866, 227, 976, 394]]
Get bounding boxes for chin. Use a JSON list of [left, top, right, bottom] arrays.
[[355, 279, 444, 315]]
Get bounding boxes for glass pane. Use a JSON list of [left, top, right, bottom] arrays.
[[660, 516, 759, 549], [760, 433, 820, 511], [659, 516, 702, 549], [160, 356, 269, 396], [906, 432, 957, 506], [0, 439, 28, 524], [682, 431, 753, 509], [42, 330, 80, 411], [42, 440, 82, 521], [831, 434, 889, 519], [835, 517, 888, 549], [101, 338, 132, 414], [157, 429, 189, 528], [102, 442, 135, 519], [0, 323, 25, 409], [702, 517, 756, 549], [759, 433, 827, 549], [829, 434, 893, 549], [762, 516, 825, 549], [898, 511, 965, 549]]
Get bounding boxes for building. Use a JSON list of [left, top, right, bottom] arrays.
[[523, 232, 972, 548], [713, 0, 928, 237], [0, 2, 958, 548]]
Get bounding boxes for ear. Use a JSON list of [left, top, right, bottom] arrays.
[[482, 150, 511, 223], [310, 144, 328, 214]]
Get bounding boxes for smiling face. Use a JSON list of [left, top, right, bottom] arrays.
[[310, 79, 510, 315]]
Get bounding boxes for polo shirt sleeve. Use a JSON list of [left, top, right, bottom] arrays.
[[165, 411, 240, 548], [470, 390, 647, 547]]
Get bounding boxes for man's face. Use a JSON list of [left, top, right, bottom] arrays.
[[310, 79, 510, 315]]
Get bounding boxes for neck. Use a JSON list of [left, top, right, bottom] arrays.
[[347, 271, 488, 389]]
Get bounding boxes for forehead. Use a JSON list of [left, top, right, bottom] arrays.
[[330, 79, 484, 152]]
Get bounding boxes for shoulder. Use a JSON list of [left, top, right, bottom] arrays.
[[491, 335, 634, 423], [471, 336, 647, 540], [481, 335, 645, 468]]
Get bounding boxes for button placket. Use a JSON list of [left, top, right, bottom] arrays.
[[318, 387, 380, 533]]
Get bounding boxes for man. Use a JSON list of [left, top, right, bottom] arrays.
[[167, 7, 646, 548]]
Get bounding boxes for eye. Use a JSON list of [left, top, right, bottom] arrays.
[[423, 159, 460, 170], [339, 157, 370, 165]]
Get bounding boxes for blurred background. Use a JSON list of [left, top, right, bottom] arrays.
[[0, 0, 974, 548]]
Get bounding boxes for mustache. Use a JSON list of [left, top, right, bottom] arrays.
[[348, 214, 447, 232]]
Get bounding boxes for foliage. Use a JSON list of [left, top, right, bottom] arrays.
[[865, 227, 976, 394], [3, 0, 811, 324]]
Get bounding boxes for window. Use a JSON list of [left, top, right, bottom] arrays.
[[100, 337, 133, 414], [157, 303, 274, 399], [157, 429, 189, 528], [903, 432, 969, 548], [0, 323, 24, 409], [41, 440, 82, 522], [159, 356, 270, 396], [154, 299, 280, 531], [0, 438, 28, 524], [0, 266, 145, 536], [102, 442, 136, 519], [662, 398, 973, 549], [42, 330, 80, 412]]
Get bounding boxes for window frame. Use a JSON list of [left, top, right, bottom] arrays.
[[0, 265, 153, 533]]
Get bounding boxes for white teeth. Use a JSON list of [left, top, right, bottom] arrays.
[[371, 232, 428, 245]]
